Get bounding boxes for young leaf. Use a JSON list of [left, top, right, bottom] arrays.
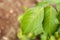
[[43, 6, 59, 36], [21, 6, 44, 35]]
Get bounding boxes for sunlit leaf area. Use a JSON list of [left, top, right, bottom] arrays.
[[0, 0, 60, 40]]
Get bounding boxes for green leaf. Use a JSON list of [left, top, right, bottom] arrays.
[[57, 27, 60, 37], [21, 6, 44, 35], [18, 14, 24, 22], [41, 34, 47, 40], [58, 13, 60, 22], [56, 2, 60, 22], [43, 0, 60, 4], [43, 6, 59, 36], [36, 2, 49, 7], [49, 35, 56, 40], [56, 2, 60, 13]]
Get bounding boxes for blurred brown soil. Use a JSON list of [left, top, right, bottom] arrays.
[[0, 0, 38, 40]]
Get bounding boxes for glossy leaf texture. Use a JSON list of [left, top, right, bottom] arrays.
[[43, 6, 59, 36], [21, 6, 44, 35]]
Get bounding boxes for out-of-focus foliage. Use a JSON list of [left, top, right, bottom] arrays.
[[41, 34, 47, 40], [36, 2, 49, 7], [43, 0, 60, 4], [56, 2, 60, 22], [18, 1, 60, 40], [49, 36, 56, 40]]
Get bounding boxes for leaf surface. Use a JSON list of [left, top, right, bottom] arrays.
[[43, 6, 59, 35], [21, 6, 44, 35], [43, 0, 60, 4]]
